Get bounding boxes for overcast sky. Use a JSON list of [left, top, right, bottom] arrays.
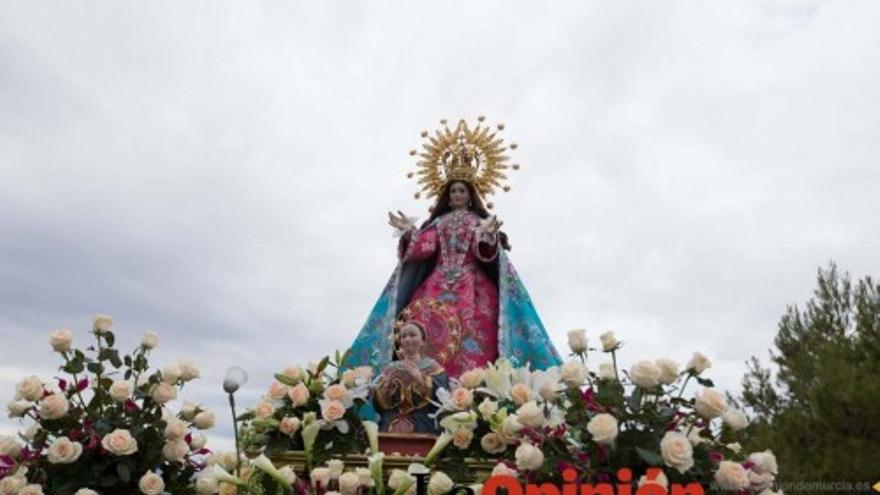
[[2, 0, 879, 450]]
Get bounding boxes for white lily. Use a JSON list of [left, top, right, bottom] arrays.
[[204, 464, 248, 487], [362, 420, 380, 454], [424, 432, 453, 465], [439, 411, 478, 433], [253, 454, 294, 492], [480, 359, 513, 398]]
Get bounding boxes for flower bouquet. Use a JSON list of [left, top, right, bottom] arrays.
[[237, 351, 375, 469], [0, 315, 214, 495]]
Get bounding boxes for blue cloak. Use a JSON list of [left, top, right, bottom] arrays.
[[345, 249, 561, 373]]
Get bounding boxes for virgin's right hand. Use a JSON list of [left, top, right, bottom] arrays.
[[388, 210, 415, 232]]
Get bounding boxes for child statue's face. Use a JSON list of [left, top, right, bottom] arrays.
[[398, 323, 424, 355]]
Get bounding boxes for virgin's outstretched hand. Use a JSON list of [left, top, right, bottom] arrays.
[[480, 215, 503, 235], [388, 210, 415, 232]]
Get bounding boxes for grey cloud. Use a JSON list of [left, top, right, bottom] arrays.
[[2, 0, 879, 443]]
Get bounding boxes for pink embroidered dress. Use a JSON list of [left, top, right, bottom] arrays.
[[398, 209, 499, 377]]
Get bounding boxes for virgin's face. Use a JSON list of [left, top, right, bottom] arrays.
[[449, 182, 471, 209], [398, 324, 424, 356]]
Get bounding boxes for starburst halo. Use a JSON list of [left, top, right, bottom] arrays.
[[405, 116, 521, 208]]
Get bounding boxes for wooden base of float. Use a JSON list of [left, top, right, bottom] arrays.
[[271, 433, 496, 482]]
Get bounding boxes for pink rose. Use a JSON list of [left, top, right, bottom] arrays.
[[321, 400, 346, 422], [288, 383, 310, 407], [323, 384, 348, 402], [451, 388, 473, 410]]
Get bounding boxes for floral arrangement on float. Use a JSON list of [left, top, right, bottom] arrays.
[[235, 351, 376, 469], [0, 315, 216, 495], [231, 330, 782, 495]]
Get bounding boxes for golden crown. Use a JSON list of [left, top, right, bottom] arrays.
[[406, 116, 520, 207]]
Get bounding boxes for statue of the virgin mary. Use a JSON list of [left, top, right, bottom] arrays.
[[346, 117, 561, 378]]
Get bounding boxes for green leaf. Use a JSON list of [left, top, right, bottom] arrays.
[[87, 362, 105, 375], [63, 360, 85, 374], [316, 356, 330, 374], [636, 447, 664, 466], [274, 373, 298, 387], [695, 377, 715, 387], [104, 331, 115, 348], [116, 463, 131, 483]]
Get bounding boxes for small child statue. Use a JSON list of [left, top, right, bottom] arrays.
[[372, 319, 448, 434]]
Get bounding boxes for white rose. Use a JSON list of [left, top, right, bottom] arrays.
[[109, 380, 132, 402], [748, 450, 778, 475], [0, 435, 22, 458], [40, 393, 70, 420], [49, 328, 74, 353], [164, 418, 188, 440], [491, 462, 518, 477], [686, 352, 711, 374], [722, 408, 748, 431], [561, 360, 588, 387], [567, 329, 588, 354], [586, 413, 618, 445], [0, 475, 26, 495], [18, 485, 44, 495], [660, 431, 694, 474], [515, 401, 543, 429], [139, 471, 165, 495], [355, 467, 374, 488], [428, 472, 454, 495], [23, 424, 40, 441], [726, 442, 742, 453], [480, 432, 507, 454], [178, 359, 200, 382], [141, 330, 159, 350], [163, 439, 189, 462], [47, 437, 83, 464], [514, 443, 544, 471], [714, 461, 749, 491], [7, 400, 32, 418], [74, 489, 99, 495], [501, 415, 523, 439], [101, 428, 139, 455], [327, 459, 345, 479], [161, 363, 182, 383], [151, 382, 178, 404], [195, 476, 219, 495], [194, 410, 216, 430], [655, 359, 680, 385], [477, 398, 498, 419], [629, 360, 661, 389], [339, 471, 360, 495], [16, 376, 44, 402], [749, 470, 775, 492], [93, 314, 113, 334], [598, 363, 616, 380], [190, 433, 207, 450], [180, 401, 199, 420], [694, 388, 727, 419], [599, 331, 619, 351]]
